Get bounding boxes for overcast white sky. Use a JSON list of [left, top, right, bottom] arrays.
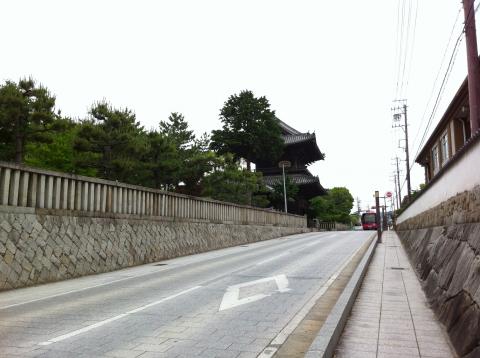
[[0, 0, 474, 211]]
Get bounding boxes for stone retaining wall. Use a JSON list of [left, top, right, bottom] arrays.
[[0, 206, 309, 291], [397, 186, 480, 357]]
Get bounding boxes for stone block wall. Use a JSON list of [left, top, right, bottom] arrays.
[[397, 186, 480, 357], [0, 206, 309, 291]]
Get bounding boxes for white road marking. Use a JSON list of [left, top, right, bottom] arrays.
[[255, 253, 289, 266], [255, 234, 337, 266], [257, 242, 366, 358], [1, 277, 134, 310], [219, 275, 290, 311], [0, 268, 169, 311], [38, 286, 201, 346], [1, 232, 326, 310]]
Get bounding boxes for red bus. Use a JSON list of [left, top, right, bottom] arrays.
[[361, 212, 377, 230]]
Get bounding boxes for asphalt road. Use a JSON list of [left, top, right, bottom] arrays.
[[0, 231, 372, 358]]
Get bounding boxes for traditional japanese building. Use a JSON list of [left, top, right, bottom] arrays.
[[256, 120, 326, 215], [416, 78, 472, 184]]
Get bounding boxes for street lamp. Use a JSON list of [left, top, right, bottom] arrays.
[[278, 161, 291, 213]]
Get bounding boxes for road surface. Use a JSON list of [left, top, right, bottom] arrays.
[[0, 231, 372, 358]]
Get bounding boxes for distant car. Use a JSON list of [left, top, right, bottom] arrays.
[[361, 212, 377, 230]]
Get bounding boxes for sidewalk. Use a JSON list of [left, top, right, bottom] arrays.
[[334, 231, 455, 358]]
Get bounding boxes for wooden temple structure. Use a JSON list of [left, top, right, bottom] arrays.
[[256, 120, 326, 215]]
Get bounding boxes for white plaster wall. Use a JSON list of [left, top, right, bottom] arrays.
[[397, 139, 480, 224]]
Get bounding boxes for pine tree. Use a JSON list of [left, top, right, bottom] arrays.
[[0, 78, 62, 164], [74, 102, 147, 183]]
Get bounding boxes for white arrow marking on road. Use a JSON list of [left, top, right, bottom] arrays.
[[219, 274, 290, 311]]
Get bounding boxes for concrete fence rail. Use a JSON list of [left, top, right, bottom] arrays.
[[316, 222, 351, 231], [0, 161, 306, 228]]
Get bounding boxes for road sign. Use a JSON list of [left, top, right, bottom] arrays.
[[386, 191, 393, 198], [278, 161, 291, 168]]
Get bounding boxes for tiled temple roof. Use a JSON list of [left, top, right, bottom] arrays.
[[263, 173, 321, 186], [283, 133, 316, 145]]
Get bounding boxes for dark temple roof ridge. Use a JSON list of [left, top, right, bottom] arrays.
[[277, 118, 302, 135], [283, 133, 316, 145]]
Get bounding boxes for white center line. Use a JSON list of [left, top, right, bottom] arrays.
[[0, 267, 170, 311], [38, 286, 202, 346], [255, 253, 289, 266], [1, 233, 327, 310], [254, 234, 337, 266]]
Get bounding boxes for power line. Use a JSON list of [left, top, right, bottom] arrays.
[[399, 0, 413, 98], [395, 0, 407, 99], [412, 2, 480, 158], [410, 7, 462, 153], [414, 31, 463, 161], [393, 0, 418, 100], [403, 0, 419, 98], [394, 2, 476, 197]]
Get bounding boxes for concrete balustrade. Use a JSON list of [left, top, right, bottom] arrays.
[[0, 161, 306, 228]]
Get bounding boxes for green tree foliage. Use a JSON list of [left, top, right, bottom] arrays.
[[145, 115, 220, 195], [24, 118, 96, 176], [310, 187, 354, 224], [0, 78, 63, 164], [179, 143, 220, 196], [268, 177, 299, 212], [210, 90, 284, 169], [202, 155, 267, 205], [159, 112, 195, 149], [350, 213, 360, 226], [143, 131, 180, 190], [74, 102, 147, 183]]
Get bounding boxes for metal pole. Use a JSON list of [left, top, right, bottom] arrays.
[[375, 191, 382, 242], [383, 196, 388, 231], [282, 164, 287, 213], [463, 0, 480, 133], [395, 156, 401, 208], [393, 174, 398, 211], [404, 104, 412, 201]]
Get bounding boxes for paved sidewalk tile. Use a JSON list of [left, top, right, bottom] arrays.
[[334, 231, 456, 358]]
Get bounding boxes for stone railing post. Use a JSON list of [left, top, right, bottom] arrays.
[[0, 168, 11, 205], [9, 170, 20, 206], [19, 171, 29, 207]]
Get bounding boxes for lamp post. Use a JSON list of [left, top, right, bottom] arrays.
[[278, 161, 291, 213]]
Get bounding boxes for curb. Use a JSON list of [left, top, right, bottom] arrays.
[[304, 234, 378, 358]]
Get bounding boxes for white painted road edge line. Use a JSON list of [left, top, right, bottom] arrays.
[[38, 286, 202, 346], [256, 242, 365, 358]]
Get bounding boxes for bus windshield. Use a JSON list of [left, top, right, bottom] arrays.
[[362, 213, 376, 224]]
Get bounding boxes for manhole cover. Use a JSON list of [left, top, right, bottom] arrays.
[[389, 267, 406, 270], [153, 263, 167, 266]]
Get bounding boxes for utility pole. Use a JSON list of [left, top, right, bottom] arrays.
[[278, 161, 291, 213], [403, 104, 412, 200], [393, 156, 401, 208], [392, 102, 411, 202], [375, 191, 382, 242], [356, 197, 362, 215], [463, 0, 480, 133], [383, 195, 388, 231], [392, 173, 398, 211]]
